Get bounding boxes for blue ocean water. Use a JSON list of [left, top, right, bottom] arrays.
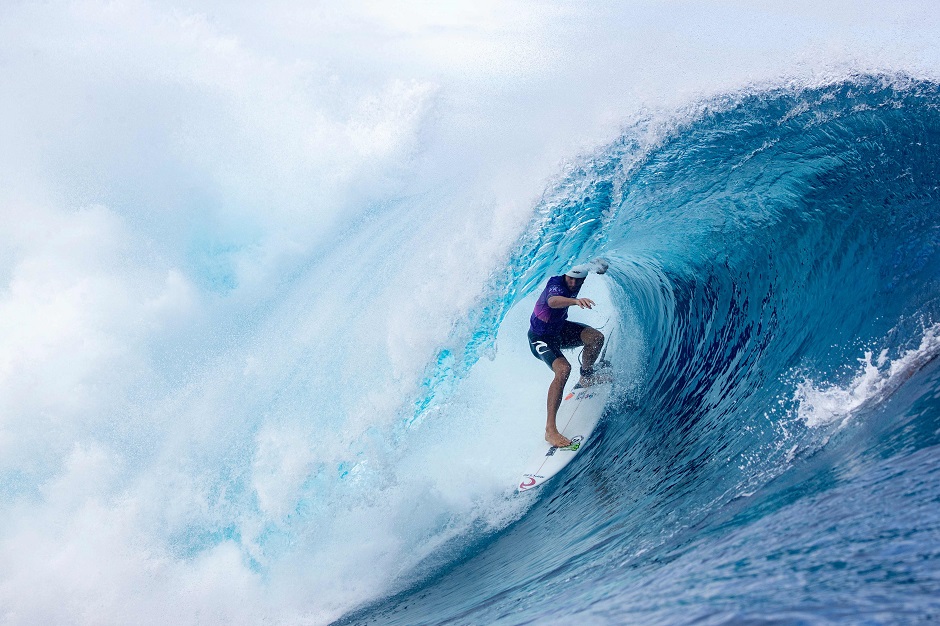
[[340, 78, 940, 624]]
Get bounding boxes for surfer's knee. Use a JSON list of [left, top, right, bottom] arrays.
[[552, 358, 571, 379], [585, 327, 604, 348]]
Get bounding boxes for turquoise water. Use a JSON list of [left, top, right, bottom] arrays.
[[343, 78, 940, 625]]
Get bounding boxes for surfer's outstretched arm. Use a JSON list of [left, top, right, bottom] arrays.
[[547, 295, 595, 309]]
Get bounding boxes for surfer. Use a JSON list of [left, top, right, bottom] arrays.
[[528, 259, 608, 448]]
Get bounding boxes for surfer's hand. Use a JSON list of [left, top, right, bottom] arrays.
[[575, 298, 595, 309]]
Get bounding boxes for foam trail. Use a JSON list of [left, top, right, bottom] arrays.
[[795, 324, 940, 428]]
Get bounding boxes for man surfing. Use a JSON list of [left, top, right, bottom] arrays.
[[528, 259, 609, 448]]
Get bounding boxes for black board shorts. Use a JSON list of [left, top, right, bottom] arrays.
[[528, 321, 589, 369]]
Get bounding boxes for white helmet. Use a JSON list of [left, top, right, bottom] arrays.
[[565, 264, 591, 278]]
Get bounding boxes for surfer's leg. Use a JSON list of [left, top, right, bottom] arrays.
[[546, 357, 573, 448], [580, 327, 604, 369], [578, 327, 604, 386]]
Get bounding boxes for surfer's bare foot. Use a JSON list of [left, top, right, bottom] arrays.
[[546, 430, 571, 447]]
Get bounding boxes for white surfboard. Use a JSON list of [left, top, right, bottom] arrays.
[[517, 370, 613, 492]]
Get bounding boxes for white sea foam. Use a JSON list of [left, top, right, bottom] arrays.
[[794, 323, 940, 428], [3, 1, 940, 624]]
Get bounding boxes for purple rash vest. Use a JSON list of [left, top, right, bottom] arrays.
[[529, 275, 581, 336]]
